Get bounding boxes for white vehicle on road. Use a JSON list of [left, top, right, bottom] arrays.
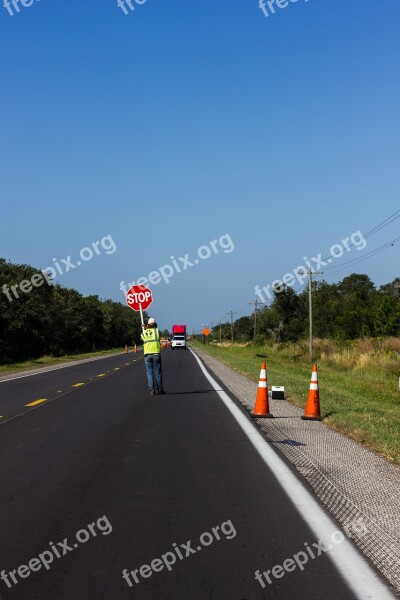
[[171, 335, 187, 349]]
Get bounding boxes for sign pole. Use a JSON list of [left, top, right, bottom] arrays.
[[139, 303, 144, 328]]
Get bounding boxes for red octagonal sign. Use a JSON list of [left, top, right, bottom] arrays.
[[126, 285, 153, 311]]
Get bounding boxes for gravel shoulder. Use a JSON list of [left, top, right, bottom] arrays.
[[193, 346, 400, 594]]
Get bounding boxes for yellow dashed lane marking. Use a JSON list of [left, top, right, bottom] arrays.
[[72, 383, 85, 387], [124, 363, 129, 366], [97, 374, 106, 377], [114, 368, 120, 371], [26, 399, 47, 407]]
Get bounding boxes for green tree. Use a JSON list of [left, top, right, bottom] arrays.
[[272, 286, 307, 341], [0, 259, 54, 361], [234, 316, 253, 341], [257, 306, 279, 341], [374, 296, 400, 336], [335, 274, 377, 339], [0, 257, 143, 362], [311, 281, 340, 338]]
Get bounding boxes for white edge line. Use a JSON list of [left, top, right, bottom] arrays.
[[190, 349, 396, 600], [0, 353, 125, 383]]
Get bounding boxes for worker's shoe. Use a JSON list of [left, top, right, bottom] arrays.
[[149, 389, 155, 395], [158, 390, 166, 395]]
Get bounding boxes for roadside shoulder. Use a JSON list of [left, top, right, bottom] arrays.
[[192, 347, 400, 594]]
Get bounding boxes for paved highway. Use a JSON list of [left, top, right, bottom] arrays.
[[0, 349, 396, 599]]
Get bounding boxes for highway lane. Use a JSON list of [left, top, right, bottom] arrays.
[[0, 348, 395, 599], [0, 352, 141, 422]]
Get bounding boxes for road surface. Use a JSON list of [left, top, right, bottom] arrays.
[[0, 349, 395, 599]]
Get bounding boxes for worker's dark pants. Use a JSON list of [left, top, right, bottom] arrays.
[[144, 354, 163, 391]]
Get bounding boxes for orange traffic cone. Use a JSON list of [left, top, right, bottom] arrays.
[[124, 344, 128, 354], [134, 344, 137, 353], [301, 364, 322, 421], [252, 362, 273, 418]]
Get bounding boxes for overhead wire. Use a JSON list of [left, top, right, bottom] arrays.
[[362, 209, 400, 239], [209, 210, 400, 327], [320, 235, 400, 273], [319, 208, 400, 262], [316, 236, 400, 279]]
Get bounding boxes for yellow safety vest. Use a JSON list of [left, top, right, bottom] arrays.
[[141, 327, 161, 355]]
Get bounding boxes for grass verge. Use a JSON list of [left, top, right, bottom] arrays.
[[191, 340, 400, 464]]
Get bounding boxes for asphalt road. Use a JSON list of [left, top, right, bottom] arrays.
[[0, 348, 395, 599]]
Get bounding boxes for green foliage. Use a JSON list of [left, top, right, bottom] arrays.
[[233, 316, 253, 341], [0, 258, 142, 363], [248, 273, 400, 343], [211, 322, 231, 341], [374, 296, 400, 337]]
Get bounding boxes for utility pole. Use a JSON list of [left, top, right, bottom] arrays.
[[249, 299, 265, 343], [303, 268, 322, 361], [217, 317, 223, 343], [227, 311, 236, 342]]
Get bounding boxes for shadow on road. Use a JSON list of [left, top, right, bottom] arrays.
[[272, 438, 307, 447], [167, 389, 223, 395]]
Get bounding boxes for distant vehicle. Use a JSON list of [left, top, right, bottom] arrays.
[[172, 325, 186, 335], [171, 324, 187, 350]]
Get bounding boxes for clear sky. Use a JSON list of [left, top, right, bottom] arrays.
[[1, 0, 399, 332]]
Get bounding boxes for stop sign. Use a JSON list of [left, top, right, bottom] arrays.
[[126, 285, 153, 311]]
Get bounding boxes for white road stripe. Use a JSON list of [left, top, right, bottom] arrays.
[[191, 350, 396, 600]]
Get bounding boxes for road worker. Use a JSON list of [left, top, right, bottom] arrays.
[[141, 317, 165, 395]]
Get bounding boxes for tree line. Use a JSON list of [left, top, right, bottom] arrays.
[[0, 258, 143, 363], [212, 274, 400, 343]]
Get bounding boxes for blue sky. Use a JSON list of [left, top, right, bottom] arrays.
[[1, 0, 399, 331]]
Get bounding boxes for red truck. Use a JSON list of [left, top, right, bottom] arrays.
[[171, 325, 187, 349]]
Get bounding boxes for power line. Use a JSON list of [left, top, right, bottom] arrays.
[[363, 209, 400, 239], [316, 235, 400, 279], [321, 235, 400, 272], [319, 209, 400, 262], [209, 211, 400, 331]]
